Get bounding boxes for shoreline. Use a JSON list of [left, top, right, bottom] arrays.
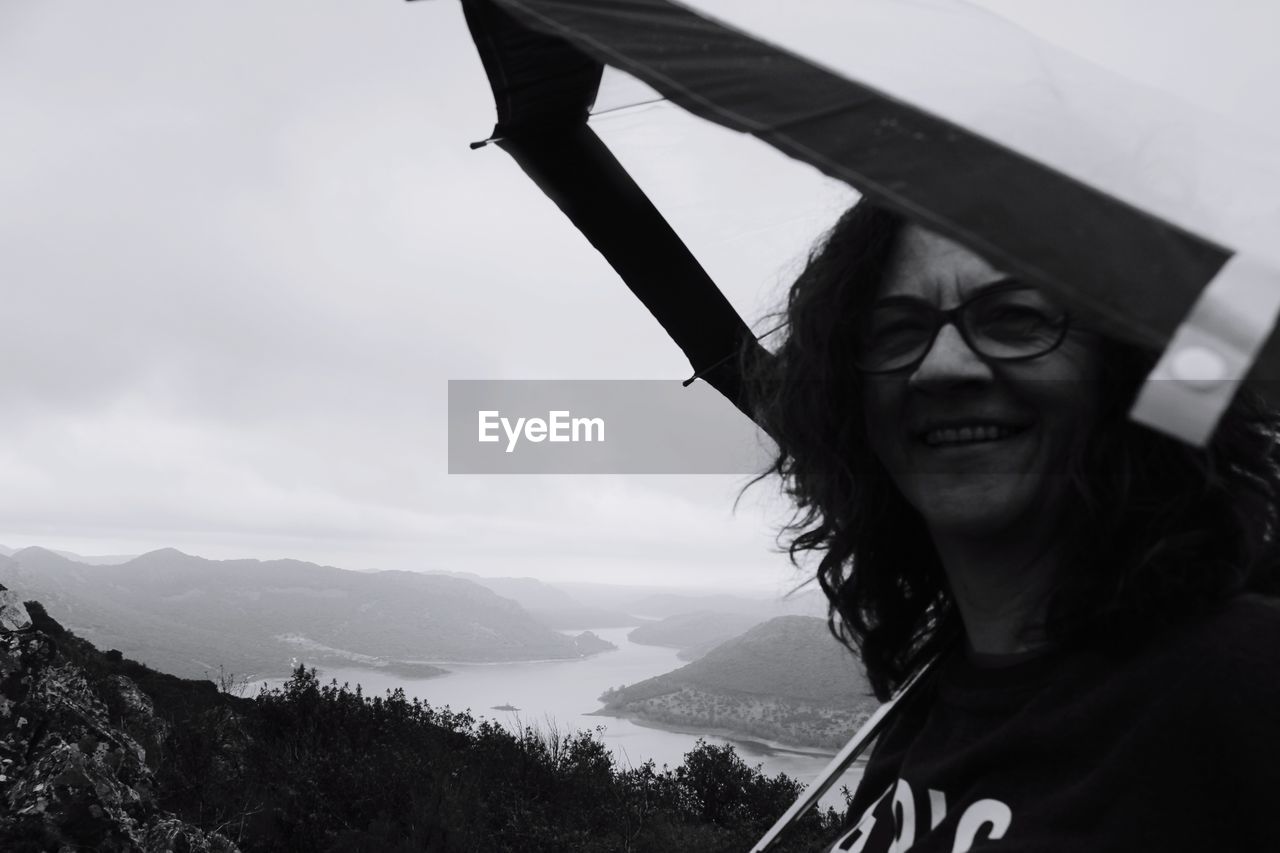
[[400, 653, 606, 666], [588, 707, 853, 760]]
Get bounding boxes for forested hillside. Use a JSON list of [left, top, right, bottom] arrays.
[[601, 616, 880, 749], [1, 594, 847, 852]]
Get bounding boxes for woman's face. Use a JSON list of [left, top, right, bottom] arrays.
[[861, 225, 1102, 538]]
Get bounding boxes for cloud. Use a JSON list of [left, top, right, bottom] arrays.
[[0, 0, 846, 591]]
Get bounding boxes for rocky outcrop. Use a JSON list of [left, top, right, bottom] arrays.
[[0, 589, 31, 633], [0, 586, 238, 852]]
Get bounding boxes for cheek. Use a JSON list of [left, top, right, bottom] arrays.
[[1054, 333, 1104, 384], [1016, 334, 1104, 434], [862, 382, 913, 479]]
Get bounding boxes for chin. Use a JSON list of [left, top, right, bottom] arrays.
[[908, 475, 1038, 536]]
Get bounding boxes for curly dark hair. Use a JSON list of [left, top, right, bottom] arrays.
[[751, 200, 1280, 700]]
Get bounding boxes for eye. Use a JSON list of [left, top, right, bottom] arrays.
[[871, 317, 931, 337], [865, 310, 931, 341], [969, 292, 1065, 346], [985, 304, 1047, 326], [865, 302, 932, 332], [857, 311, 935, 368]]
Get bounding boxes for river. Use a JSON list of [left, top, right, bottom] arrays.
[[260, 626, 865, 810]]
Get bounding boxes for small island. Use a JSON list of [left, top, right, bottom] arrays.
[[571, 630, 617, 656]]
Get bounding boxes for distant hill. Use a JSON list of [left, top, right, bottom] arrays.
[[0, 547, 613, 680], [526, 606, 648, 631], [627, 611, 763, 660], [433, 571, 580, 611], [0, 544, 134, 563], [599, 616, 878, 749], [51, 548, 138, 565], [558, 584, 826, 620], [430, 571, 642, 629]]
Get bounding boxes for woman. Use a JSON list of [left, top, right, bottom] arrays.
[[753, 201, 1280, 852]]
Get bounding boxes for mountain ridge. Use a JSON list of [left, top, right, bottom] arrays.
[[0, 548, 613, 680]]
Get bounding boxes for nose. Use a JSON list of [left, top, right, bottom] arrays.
[[907, 321, 993, 390]]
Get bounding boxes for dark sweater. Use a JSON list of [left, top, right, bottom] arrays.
[[826, 594, 1280, 852]]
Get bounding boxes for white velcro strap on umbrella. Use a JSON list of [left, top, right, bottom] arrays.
[[1130, 253, 1280, 446]]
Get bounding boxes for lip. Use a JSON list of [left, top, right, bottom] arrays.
[[911, 417, 1039, 445], [909, 417, 1036, 443]]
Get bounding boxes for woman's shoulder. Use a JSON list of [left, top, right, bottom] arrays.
[[1062, 593, 1280, 716], [1146, 592, 1280, 700], [1169, 594, 1280, 837], [1170, 592, 1280, 656]]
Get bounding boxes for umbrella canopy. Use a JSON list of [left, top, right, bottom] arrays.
[[452, 0, 1280, 443], [447, 2, 1280, 842]]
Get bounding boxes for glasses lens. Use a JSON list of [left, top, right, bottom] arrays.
[[857, 303, 937, 372], [965, 287, 1066, 359]]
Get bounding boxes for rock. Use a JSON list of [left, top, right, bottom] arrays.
[[145, 815, 240, 852], [106, 674, 171, 755], [0, 588, 31, 633], [0, 608, 241, 851]]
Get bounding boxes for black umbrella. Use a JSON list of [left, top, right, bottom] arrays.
[[447, 0, 1280, 448]]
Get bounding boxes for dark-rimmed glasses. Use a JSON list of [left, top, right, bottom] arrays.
[[854, 281, 1070, 374]]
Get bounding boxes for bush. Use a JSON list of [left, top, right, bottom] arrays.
[[24, 616, 849, 853]]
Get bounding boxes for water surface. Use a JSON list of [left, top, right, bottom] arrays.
[[263, 627, 865, 809]]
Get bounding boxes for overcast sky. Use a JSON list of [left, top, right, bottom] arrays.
[[3, 1, 1275, 591], [0, 0, 852, 591]]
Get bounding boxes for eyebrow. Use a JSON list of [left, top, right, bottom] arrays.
[[960, 275, 1023, 300], [871, 275, 1022, 309]]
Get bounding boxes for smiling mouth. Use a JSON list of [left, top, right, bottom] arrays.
[[920, 424, 1032, 447]]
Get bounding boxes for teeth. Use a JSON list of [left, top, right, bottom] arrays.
[[923, 425, 1021, 446]]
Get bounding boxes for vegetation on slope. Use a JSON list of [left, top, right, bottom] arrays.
[[602, 616, 880, 749], [12, 601, 850, 852]]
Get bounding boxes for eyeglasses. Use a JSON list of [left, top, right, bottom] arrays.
[[854, 281, 1070, 374]]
